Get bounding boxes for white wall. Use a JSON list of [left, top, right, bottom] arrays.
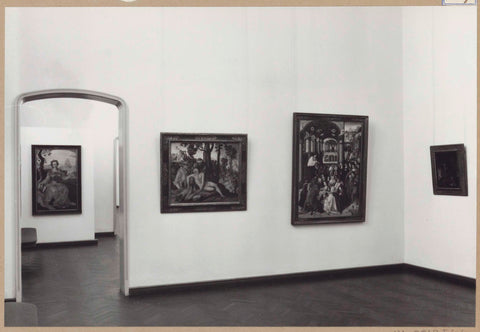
[[4, 6, 473, 297], [125, 7, 406, 288], [4, 7, 405, 292], [5, 8, 21, 299], [403, 7, 477, 278], [20, 127, 95, 243], [91, 109, 118, 233]]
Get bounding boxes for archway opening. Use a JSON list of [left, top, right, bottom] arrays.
[[14, 90, 129, 302]]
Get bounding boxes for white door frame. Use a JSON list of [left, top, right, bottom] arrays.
[[113, 137, 120, 236], [13, 89, 130, 301]]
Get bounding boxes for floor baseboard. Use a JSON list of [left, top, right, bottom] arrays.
[[25, 239, 98, 250], [4, 298, 16, 302], [129, 263, 475, 296], [403, 263, 475, 288], [128, 263, 405, 296], [20, 237, 474, 326], [95, 232, 115, 238]]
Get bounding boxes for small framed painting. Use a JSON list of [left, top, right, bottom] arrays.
[[291, 113, 369, 225], [32, 145, 82, 215], [430, 144, 468, 196], [161, 133, 247, 213]]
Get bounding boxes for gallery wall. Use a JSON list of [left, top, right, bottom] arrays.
[[90, 108, 119, 233], [4, 7, 405, 294], [3, 6, 475, 298], [403, 7, 476, 278]]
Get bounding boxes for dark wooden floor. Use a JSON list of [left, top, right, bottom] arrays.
[[15, 237, 475, 326]]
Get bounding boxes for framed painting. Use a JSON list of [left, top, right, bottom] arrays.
[[291, 113, 369, 225], [32, 145, 82, 215], [430, 144, 468, 196], [161, 133, 247, 213]]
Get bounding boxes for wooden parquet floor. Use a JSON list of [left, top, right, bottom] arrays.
[[15, 237, 475, 326]]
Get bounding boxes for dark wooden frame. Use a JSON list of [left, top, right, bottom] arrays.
[[161, 133, 247, 213], [32, 145, 82, 215], [291, 113, 369, 225], [430, 144, 468, 196]]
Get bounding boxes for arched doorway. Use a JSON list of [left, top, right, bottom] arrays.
[[13, 89, 130, 301]]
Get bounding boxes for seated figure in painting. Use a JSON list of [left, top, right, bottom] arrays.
[[186, 167, 225, 199], [176, 176, 200, 202], [323, 177, 339, 215], [173, 162, 188, 189], [37, 160, 75, 210]]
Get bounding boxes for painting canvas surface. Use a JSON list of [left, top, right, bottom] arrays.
[[169, 141, 242, 205], [434, 151, 461, 189], [292, 113, 368, 225], [161, 134, 247, 213], [32, 145, 82, 215]]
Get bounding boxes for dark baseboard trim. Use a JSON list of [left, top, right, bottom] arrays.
[[129, 263, 476, 296], [403, 263, 476, 288], [4, 298, 16, 302], [95, 232, 115, 238], [25, 239, 98, 250], [129, 263, 404, 296]]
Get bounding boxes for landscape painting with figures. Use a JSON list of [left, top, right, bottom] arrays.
[[32, 145, 82, 215], [292, 113, 368, 225], [161, 133, 247, 213]]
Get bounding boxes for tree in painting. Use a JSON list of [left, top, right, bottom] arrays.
[[169, 141, 241, 204]]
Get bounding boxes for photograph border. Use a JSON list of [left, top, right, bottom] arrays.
[[1, 1, 478, 331]]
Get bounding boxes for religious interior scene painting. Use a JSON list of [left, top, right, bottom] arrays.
[[161, 133, 247, 213], [32, 145, 82, 215], [292, 113, 369, 225]]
